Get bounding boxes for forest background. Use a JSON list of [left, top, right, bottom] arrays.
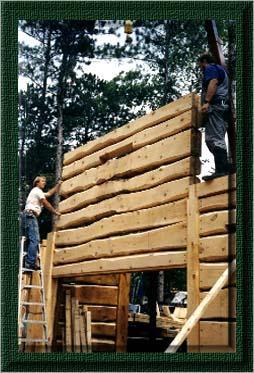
[[18, 20, 236, 299]]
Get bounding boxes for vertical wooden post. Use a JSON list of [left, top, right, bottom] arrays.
[[65, 289, 72, 352], [187, 184, 200, 352], [147, 271, 158, 351], [115, 273, 131, 352], [43, 232, 58, 347]]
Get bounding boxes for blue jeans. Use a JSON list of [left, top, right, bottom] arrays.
[[22, 213, 40, 266]]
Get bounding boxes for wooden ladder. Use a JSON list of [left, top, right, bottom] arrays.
[[18, 236, 48, 351]]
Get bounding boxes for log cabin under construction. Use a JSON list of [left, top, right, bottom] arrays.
[[19, 93, 236, 353]]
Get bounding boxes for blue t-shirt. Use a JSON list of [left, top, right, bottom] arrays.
[[202, 64, 229, 101], [203, 64, 226, 89]]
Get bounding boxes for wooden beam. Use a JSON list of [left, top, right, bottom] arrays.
[[83, 305, 117, 322], [91, 338, 115, 352], [65, 289, 72, 352], [200, 209, 236, 237], [57, 177, 192, 229], [73, 285, 119, 305], [55, 198, 187, 247], [61, 129, 200, 196], [186, 183, 200, 352], [62, 109, 196, 180], [43, 232, 57, 346], [200, 287, 236, 319], [59, 156, 199, 213], [200, 321, 236, 352], [199, 234, 236, 261], [200, 262, 236, 289], [197, 174, 236, 198], [165, 260, 236, 353], [62, 274, 120, 286], [116, 273, 130, 352], [91, 322, 116, 338], [199, 190, 236, 213], [54, 222, 187, 265], [63, 93, 197, 166], [53, 251, 187, 278]]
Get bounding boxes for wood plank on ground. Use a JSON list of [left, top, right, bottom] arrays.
[[200, 209, 236, 237], [199, 321, 236, 352], [53, 251, 187, 278], [61, 129, 200, 196], [200, 262, 236, 290], [55, 198, 187, 247], [62, 109, 197, 179], [59, 156, 199, 213], [200, 287, 236, 319], [57, 177, 192, 229], [199, 234, 236, 261], [63, 93, 197, 165], [73, 285, 119, 305], [197, 174, 236, 198], [199, 190, 236, 213], [116, 273, 131, 352]]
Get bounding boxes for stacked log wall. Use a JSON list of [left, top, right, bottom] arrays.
[[53, 93, 200, 278], [187, 175, 236, 352]]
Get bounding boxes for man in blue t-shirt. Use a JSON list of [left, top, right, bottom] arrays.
[[198, 54, 230, 181]]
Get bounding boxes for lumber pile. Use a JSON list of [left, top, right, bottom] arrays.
[[53, 93, 201, 278], [187, 175, 236, 352]]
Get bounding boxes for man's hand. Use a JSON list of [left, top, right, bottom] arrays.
[[201, 103, 210, 113]]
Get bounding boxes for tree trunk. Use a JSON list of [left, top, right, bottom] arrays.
[[161, 20, 170, 106]]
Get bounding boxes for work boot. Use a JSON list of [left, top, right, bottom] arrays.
[[203, 148, 229, 181]]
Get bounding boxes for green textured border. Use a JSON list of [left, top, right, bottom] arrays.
[[1, 1, 253, 372]]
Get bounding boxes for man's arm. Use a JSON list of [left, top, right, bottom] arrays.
[[201, 78, 219, 112], [41, 198, 61, 216], [45, 181, 62, 198]]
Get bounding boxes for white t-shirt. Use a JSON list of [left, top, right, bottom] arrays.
[[25, 187, 45, 216]]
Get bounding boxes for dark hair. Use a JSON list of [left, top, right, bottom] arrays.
[[198, 54, 215, 64]]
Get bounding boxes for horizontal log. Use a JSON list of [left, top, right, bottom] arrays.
[[199, 190, 236, 213], [53, 251, 187, 278], [63, 109, 196, 179], [200, 210, 236, 237], [86, 306, 117, 322], [91, 322, 116, 338], [71, 285, 118, 305], [199, 234, 236, 261], [91, 338, 115, 352], [55, 199, 187, 246], [61, 129, 201, 196], [200, 263, 236, 289], [200, 287, 236, 319], [57, 177, 192, 229], [59, 156, 199, 214], [54, 222, 187, 265], [197, 174, 236, 198], [199, 321, 236, 352], [62, 274, 120, 286], [64, 93, 197, 165]]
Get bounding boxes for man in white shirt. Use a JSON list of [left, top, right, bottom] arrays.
[[23, 176, 61, 270]]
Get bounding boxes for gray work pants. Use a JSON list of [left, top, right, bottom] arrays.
[[205, 102, 229, 155]]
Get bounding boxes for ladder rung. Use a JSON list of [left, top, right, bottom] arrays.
[[21, 320, 47, 325], [21, 302, 45, 306], [22, 285, 43, 289], [19, 338, 48, 343]]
